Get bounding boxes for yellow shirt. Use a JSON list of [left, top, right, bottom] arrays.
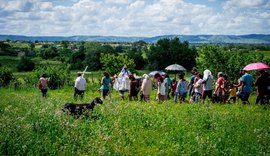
[[229, 87, 237, 97]]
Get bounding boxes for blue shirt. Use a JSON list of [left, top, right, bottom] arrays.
[[176, 79, 188, 94], [101, 77, 111, 90], [241, 73, 253, 93]]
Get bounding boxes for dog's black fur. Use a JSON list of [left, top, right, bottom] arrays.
[[62, 97, 103, 115]]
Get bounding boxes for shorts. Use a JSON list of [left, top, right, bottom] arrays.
[[74, 88, 84, 95], [202, 90, 212, 99], [102, 89, 109, 97]]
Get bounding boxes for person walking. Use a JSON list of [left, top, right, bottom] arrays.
[[141, 74, 152, 102], [202, 69, 213, 103], [38, 73, 49, 98], [214, 72, 225, 103], [255, 70, 268, 105], [175, 72, 188, 103], [74, 73, 86, 100], [100, 72, 111, 100], [235, 70, 253, 104]]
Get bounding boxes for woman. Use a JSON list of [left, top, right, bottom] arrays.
[[157, 77, 166, 102], [100, 72, 111, 100], [128, 75, 138, 101], [175, 72, 188, 103], [214, 72, 225, 103], [141, 74, 152, 102], [193, 73, 203, 103], [38, 74, 49, 98]]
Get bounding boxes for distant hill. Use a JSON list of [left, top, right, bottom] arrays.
[[1, 34, 270, 44]]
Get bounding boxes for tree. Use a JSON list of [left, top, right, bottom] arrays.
[[16, 56, 35, 72], [126, 47, 146, 70], [84, 42, 115, 71], [70, 51, 85, 70], [196, 44, 268, 82], [146, 37, 196, 70], [0, 68, 14, 87], [100, 53, 135, 76], [39, 45, 59, 59]]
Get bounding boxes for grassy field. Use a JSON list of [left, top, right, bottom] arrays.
[[0, 87, 270, 155]]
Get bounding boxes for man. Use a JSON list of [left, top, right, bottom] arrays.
[[255, 70, 268, 104], [237, 70, 253, 104], [202, 69, 213, 103], [74, 73, 86, 100]]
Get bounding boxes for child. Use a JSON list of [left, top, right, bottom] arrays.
[[171, 79, 177, 98], [193, 73, 203, 103], [228, 84, 237, 103]]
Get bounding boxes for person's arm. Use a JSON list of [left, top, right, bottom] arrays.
[[75, 78, 79, 88], [101, 77, 105, 86], [141, 79, 146, 92], [234, 80, 243, 87]]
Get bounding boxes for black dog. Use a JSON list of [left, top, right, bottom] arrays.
[[62, 97, 103, 115]]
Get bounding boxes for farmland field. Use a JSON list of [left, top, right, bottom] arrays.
[[1, 87, 270, 155]]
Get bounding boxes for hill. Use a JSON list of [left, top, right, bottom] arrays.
[[1, 34, 270, 44]]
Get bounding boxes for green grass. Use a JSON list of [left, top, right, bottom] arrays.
[[1, 87, 270, 155]]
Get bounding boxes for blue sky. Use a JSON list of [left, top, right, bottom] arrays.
[[0, 0, 269, 36]]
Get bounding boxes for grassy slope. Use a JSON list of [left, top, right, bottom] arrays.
[[0, 88, 270, 155]]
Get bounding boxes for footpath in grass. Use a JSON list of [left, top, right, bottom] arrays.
[[0, 88, 270, 155]]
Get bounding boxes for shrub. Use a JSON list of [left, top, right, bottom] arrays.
[[0, 68, 14, 87], [16, 56, 35, 72], [33, 66, 71, 89]]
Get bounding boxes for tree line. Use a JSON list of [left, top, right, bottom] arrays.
[[1, 38, 270, 88]]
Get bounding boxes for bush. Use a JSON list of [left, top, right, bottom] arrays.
[[0, 68, 14, 87], [16, 56, 35, 72], [33, 66, 71, 89]]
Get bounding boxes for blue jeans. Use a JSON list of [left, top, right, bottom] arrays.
[[41, 89, 48, 97], [240, 92, 251, 102]]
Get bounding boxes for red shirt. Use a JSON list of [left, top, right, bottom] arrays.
[[215, 77, 224, 93]]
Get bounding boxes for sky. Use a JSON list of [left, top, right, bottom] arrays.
[[0, 0, 269, 37]]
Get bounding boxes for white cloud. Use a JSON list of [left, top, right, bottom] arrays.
[[0, 0, 269, 36]]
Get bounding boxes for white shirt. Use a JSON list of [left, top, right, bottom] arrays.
[[75, 76, 86, 91], [203, 75, 213, 91], [194, 79, 203, 94], [158, 81, 166, 95]]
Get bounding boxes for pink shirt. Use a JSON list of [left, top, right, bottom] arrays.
[[215, 77, 224, 93]]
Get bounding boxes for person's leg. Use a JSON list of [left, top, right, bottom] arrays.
[[41, 89, 47, 97], [120, 90, 124, 100], [74, 88, 78, 100], [255, 95, 260, 104], [232, 97, 236, 103], [80, 90, 84, 100], [202, 90, 207, 103], [174, 93, 178, 102], [241, 92, 251, 104], [208, 90, 213, 103]]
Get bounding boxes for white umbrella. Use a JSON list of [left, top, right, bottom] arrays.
[[149, 71, 165, 77], [165, 64, 186, 71]]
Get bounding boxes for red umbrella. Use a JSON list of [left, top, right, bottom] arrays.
[[242, 62, 269, 71]]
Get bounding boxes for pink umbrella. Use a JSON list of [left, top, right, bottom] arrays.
[[242, 62, 269, 71]]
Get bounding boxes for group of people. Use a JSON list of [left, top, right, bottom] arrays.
[[37, 66, 270, 105]]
